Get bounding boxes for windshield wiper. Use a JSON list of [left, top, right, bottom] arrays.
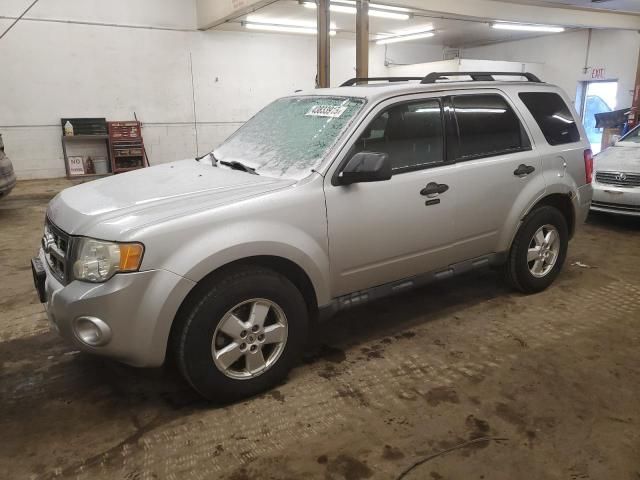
[[219, 160, 258, 175]]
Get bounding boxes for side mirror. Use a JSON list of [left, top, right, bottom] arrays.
[[338, 152, 392, 185]]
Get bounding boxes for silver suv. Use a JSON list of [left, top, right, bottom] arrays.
[[32, 72, 593, 401]]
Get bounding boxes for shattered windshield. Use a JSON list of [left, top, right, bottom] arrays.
[[214, 96, 365, 179]]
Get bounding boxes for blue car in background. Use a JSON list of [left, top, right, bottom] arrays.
[[583, 95, 612, 153]]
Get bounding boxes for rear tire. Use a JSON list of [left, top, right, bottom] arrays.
[[504, 206, 568, 294], [173, 266, 308, 402]]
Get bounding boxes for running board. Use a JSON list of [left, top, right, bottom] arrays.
[[319, 253, 504, 320]]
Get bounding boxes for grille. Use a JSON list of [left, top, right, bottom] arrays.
[[591, 201, 640, 214], [595, 171, 640, 187], [42, 219, 71, 283]]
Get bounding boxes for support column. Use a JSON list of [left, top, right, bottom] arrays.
[[317, 0, 331, 88], [629, 47, 640, 129], [356, 0, 369, 79]]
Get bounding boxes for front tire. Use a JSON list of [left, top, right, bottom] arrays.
[[173, 266, 309, 402], [504, 205, 569, 294]]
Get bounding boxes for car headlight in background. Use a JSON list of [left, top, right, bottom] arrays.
[[73, 238, 144, 282]]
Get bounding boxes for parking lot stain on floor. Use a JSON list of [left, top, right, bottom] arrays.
[[1, 181, 639, 479]]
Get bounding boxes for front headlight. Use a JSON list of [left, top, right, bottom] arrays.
[[72, 238, 144, 283]]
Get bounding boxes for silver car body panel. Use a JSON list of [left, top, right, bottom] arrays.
[[40, 80, 592, 366]]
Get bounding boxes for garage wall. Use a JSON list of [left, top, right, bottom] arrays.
[[1, 0, 197, 29], [463, 29, 640, 109], [0, 1, 390, 179]]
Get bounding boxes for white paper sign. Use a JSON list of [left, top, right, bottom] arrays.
[[68, 156, 85, 176], [306, 105, 347, 118]]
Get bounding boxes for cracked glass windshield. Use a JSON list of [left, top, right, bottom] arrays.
[[214, 96, 365, 179]]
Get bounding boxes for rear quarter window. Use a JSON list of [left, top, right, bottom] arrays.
[[519, 92, 581, 146]]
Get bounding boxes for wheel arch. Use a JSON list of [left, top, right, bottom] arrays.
[[500, 191, 576, 258], [166, 255, 320, 361], [531, 193, 576, 238]]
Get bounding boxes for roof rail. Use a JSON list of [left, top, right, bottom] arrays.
[[421, 71, 542, 84], [340, 77, 423, 87]]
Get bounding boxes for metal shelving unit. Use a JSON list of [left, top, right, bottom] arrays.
[[60, 118, 113, 178], [108, 121, 147, 174]]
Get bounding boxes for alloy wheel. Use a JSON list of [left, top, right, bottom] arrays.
[[527, 224, 560, 278], [211, 298, 288, 379]]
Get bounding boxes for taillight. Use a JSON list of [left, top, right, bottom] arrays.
[[584, 149, 593, 184]]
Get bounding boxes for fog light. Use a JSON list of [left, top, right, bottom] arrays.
[[73, 316, 112, 346]]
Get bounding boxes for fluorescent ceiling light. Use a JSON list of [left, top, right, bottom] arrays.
[[246, 15, 336, 29], [317, 0, 410, 10], [329, 4, 358, 14], [379, 24, 433, 37], [244, 15, 336, 35], [369, 3, 411, 12], [491, 22, 565, 33], [376, 31, 434, 44], [302, 1, 410, 20], [368, 9, 410, 20], [244, 23, 335, 35]]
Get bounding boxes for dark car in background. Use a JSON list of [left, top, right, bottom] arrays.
[[0, 134, 16, 199]]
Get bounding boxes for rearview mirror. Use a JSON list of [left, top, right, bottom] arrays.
[[338, 152, 392, 185]]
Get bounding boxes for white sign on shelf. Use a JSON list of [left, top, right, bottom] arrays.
[[68, 156, 85, 176]]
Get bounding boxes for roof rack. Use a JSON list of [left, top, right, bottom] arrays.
[[339, 72, 542, 88], [420, 71, 542, 83], [340, 77, 424, 87]]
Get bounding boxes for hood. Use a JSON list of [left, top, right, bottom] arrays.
[[48, 159, 295, 237], [595, 144, 640, 173]]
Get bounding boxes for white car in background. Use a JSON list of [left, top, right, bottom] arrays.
[[591, 125, 640, 217]]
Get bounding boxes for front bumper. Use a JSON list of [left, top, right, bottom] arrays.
[[591, 183, 640, 217], [36, 248, 195, 367]]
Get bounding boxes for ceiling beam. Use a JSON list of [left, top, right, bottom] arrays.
[[196, 0, 277, 30], [381, 0, 640, 30]]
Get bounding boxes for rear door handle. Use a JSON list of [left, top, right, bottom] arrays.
[[420, 182, 449, 197], [514, 164, 535, 177]]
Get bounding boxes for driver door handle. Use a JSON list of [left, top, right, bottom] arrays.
[[420, 182, 449, 197], [514, 164, 535, 177]]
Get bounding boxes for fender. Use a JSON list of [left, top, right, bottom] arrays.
[[158, 219, 331, 307]]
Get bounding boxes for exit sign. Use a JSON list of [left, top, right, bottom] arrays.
[[591, 67, 606, 80]]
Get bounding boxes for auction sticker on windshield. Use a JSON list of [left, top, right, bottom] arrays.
[[306, 105, 348, 118]]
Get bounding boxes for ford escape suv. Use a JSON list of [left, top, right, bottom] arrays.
[[32, 72, 593, 402]]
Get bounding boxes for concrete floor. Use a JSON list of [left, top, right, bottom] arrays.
[[1, 179, 639, 480]]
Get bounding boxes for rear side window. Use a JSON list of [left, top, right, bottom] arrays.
[[519, 92, 581, 145], [451, 94, 530, 160]]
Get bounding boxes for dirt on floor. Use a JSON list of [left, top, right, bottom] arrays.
[[0, 179, 639, 480]]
